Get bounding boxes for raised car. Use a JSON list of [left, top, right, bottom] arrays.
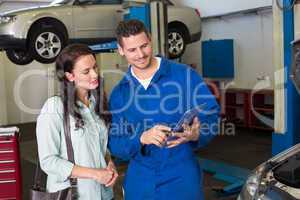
[[0, 0, 201, 65]]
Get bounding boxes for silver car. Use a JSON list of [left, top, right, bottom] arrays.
[[0, 0, 201, 65], [238, 144, 300, 200]]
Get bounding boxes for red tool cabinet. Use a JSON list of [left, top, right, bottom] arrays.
[[0, 128, 22, 200]]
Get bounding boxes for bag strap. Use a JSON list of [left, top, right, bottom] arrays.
[[33, 102, 78, 194], [63, 107, 78, 188], [32, 159, 43, 190]]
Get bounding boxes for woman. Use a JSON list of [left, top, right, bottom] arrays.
[[36, 44, 118, 200]]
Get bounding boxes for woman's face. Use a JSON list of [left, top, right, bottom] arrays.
[[65, 54, 99, 91]]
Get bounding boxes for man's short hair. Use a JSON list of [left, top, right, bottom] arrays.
[[115, 19, 150, 46]]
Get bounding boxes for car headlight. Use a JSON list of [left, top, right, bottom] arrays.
[[0, 15, 17, 25], [246, 174, 260, 196], [238, 163, 271, 200]]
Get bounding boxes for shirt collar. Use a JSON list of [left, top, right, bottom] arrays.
[[119, 57, 170, 85], [76, 94, 96, 110]]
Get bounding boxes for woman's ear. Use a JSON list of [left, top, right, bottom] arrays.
[[65, 72, 74, 82]]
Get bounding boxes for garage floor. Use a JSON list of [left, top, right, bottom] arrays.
[[16, 123, 272, 200]]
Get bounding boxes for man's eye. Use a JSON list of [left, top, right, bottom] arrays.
[[142, 44, 148, 48], [83, 70, 89, 74]]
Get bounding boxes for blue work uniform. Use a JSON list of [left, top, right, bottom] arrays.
[[108, 58, 220, 200]]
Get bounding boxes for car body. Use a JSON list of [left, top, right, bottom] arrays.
[[0, 0, 201, 65], [238, 143, 300, 200]]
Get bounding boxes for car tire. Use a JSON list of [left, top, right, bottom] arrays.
[[29, 26, 66, 64], [6, 49, 34, 65], [168, 27, 187, 59]]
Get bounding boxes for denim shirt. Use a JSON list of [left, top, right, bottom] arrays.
[[36, 96, 113, 200]]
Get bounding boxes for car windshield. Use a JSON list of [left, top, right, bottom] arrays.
[[50, 0, 73, 5]]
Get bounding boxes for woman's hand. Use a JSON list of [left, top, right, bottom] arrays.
[[104, 160, 118, 187], [71, 164, 116, 185], [93, 168, 114, 185]]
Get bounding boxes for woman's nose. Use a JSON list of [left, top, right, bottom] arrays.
[[91, 68, 98, 77]]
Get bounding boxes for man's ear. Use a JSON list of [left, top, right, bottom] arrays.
[[65, 72, 74, 82], [118, 44, 124, 56]]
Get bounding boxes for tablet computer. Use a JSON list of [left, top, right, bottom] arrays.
[[171, 103, 206, 132]]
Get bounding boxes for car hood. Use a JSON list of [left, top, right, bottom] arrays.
[[270, 144, 300, 188], [1, 4, 64, 16]]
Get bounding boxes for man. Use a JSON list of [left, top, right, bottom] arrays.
[[108, 19, 220, 200]]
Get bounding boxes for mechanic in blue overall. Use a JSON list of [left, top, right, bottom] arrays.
[[108, 19, 220, 200]]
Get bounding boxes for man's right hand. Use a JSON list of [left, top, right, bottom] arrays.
[[140, 125, 171, 147]]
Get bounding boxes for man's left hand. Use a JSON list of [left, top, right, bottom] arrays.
[[166, 117, 200, 148]]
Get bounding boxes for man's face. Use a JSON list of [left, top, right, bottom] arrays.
[[118, 32, 153, 70]]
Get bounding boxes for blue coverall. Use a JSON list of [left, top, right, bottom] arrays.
[[108, 58, 220, 200]]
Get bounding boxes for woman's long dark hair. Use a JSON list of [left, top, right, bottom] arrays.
[[55, 43, 111, 129]]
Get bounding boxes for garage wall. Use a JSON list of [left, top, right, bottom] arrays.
[[200, 10, 273, 89], [172, 0, 272, 17], [0, 54, 57, 125], [174, 0, 274, 90], [0, 52, 128, 125], [0, 53, 7, 125]]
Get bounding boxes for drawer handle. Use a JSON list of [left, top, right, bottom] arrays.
[[0, 150, 13, 154], [0, 180, 16, 184], [0, 140, 13, 144], [0, 160, 14, 164], [0, 169, 15, 173]]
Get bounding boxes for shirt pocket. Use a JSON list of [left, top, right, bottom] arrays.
[[69, 121, 85, 145]]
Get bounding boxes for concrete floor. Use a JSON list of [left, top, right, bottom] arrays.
[[15, 122, 272, 200]]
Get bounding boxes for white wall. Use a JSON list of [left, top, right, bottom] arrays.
[[0, 52, 127, 125], [0, 54, 57, 125], [0, 53, 8, 126], [174, 0, 274, 90], [172, 0, 272, 17]]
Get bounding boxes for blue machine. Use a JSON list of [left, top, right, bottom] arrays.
[[202, 39, 234, 79], [90, 0, 164, 54], [123, 3, 151, 29]]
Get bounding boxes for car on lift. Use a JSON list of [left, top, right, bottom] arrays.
[[0, 0, 201, 65]]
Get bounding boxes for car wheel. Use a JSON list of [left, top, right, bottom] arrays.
[[168, 28, 187, 59], [6, 49, 34, 65], [29, 27, 66, 64]]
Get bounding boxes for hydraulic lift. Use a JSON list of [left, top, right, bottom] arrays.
[[90, 0, 168, 58], [273, 0, 300, 155]]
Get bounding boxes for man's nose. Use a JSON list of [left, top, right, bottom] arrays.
[[137, 48, 145, 57]]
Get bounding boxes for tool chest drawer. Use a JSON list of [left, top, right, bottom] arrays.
[[0, 129, 21, 200], [0, 138, 15, 150]]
